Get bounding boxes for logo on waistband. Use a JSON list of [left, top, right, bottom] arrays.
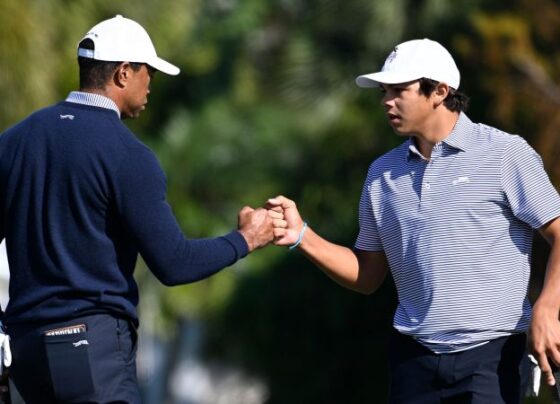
[[73, 340, 89, 347]]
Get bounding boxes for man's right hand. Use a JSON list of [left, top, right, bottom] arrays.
[[237, 206, 276, 252], [266, 195, 305, 247]]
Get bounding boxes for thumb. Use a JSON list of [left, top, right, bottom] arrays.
[[267, 195, 297, 211], [240, 206, 255, 215]]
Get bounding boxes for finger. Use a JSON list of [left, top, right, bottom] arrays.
[[265, 199, 280, 208], [550, 352, 560, 368], [273, 219, 288, 228], [267, 210, 284, 220], [537, 353, 556, 386], [273, 228, 286, 238], [239, 206, 254, 215], [274, 237, 292, 246], [264, 200, 282, 211], [545, 369, 556, 386], [267, 195, 296, 209], [547, 349, 560, 386]]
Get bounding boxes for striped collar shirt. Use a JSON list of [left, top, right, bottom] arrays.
[[355, 112, 560, 353], [65, 91, 120, 117]]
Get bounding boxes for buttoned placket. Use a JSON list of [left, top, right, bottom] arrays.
[[420, 142, 444, 203], [408, 142, 445, 204]]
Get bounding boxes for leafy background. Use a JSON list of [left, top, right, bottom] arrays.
[[1, 0, 558, 402]]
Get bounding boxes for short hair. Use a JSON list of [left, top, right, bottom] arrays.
[[418, 78, 469, 113], [77, 38, 144, 90]]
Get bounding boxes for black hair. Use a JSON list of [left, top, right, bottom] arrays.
[[418, 78, 469, 112], [77, 38, 144, 90]]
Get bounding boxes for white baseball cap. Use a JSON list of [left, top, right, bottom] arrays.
[[77, 15, 180, 76], [356, 38, 460, 89]]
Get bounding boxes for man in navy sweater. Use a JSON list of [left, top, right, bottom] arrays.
[[0, 15, 276, 403]]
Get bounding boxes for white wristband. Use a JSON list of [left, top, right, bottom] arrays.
[[289, 222, 308, 250]]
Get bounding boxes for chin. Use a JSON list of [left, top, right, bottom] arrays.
[[391, 127, 410, 136]]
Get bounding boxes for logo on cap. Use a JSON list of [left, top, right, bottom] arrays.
[[386, 46, 398, 64]]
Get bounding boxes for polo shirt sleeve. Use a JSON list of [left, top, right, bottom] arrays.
[[113, 146, 248, 286], [502, 136, 560, 228], [354, 168, 384, 251]]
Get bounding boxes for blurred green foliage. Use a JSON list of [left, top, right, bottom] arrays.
[[1, 0, 559, 402]]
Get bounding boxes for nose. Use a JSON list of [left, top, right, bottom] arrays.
[[382, 92, 394, 108]]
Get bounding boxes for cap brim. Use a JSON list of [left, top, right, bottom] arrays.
[[149, 57, 180, 76], [355, 72, 423, 88]]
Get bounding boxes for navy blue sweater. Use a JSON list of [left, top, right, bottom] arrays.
[[0, 102, 248, 326]]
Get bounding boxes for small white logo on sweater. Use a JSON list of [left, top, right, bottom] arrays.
[[73, 340, 89, 347], [452, 176, 470, 185], [59, 114, 75, 120]]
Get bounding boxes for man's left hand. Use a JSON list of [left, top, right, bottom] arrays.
[[529, 304, 560, 387]]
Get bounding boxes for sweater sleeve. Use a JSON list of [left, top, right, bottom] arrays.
[[113, 146, 249, 286]]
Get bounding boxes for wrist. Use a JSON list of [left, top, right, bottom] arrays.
[[532, 299, 560, 318], [238, 229, 256, 252], [289, 222, 308, 250]]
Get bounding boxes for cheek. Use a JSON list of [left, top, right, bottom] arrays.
[[394, 100, 408, 114]]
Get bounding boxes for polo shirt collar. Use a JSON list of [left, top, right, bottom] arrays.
[[406, 112, 474, 161], [442, 112, 473, 152], [65, 91, 121, 117]]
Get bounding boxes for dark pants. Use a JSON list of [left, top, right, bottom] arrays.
[[388, 331, 530, 404], [7, 313, 140, 404]]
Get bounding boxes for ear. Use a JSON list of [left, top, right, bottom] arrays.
[[113, 62, 133, 88], [433, 82, 450, 107]]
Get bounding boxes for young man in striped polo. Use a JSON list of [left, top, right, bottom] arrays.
[[267, 38, 560, 403]]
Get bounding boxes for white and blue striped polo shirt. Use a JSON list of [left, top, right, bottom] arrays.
[[355, 112, 560, 354]]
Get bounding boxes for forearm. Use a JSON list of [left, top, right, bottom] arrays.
[[123, 193, 250, 285], [116, 149, 251, 285], [534, 217, 560, 313], [530, 219, 560, 386], [144, 230, 248, 286], [297, 226, 387, 294], [534, 241, 560, 313], [267, 195, 389, 293]]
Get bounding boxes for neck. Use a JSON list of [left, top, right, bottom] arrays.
[[79, 87, 123, 114], [80, 87, 114, 100], [412, 109, 460, 159]]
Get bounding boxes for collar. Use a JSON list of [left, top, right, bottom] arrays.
[[441, 112, 473, 152], [65, 91, 121, 117], [406, 112, 474, 161]]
